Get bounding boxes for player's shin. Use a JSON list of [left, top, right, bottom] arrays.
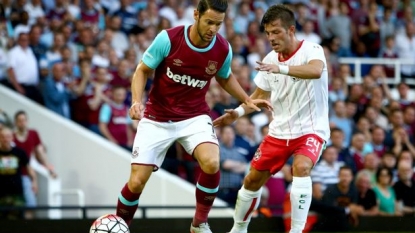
[[192, 171, 220, 227], [289, 176, 312, 233], [116, 183, 141, 226], [229, 186, 262, 233]]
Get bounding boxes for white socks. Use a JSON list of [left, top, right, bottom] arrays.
[[289, 176, 312, 233], [229, 186, 262, 233]]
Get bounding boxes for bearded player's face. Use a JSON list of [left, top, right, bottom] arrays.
[[195, 9, 225, 42], [264, 19, 295, 53]]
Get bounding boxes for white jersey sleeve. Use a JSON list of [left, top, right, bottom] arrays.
[[305, 43, 326, 64], [253, 52, 275, 91]]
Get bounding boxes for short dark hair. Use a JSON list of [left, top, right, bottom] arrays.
[[261, 4, 295, 29], [197, 0, 228, 16], [14, 110, 27, 120], [324, 145, 337, 151], [330, 127, 344, 134], [375, 167, 393, 183], [339, 165, 353, 174]]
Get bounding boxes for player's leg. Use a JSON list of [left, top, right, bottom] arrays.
[[229, 136, 290, 233], [191, 143, 220, 232], [117, 164, 153, 225], [177, 115, 220, 233], [289, 134, 325, 233], [116, 118, 175, 225], [229, 168, 270, 233]]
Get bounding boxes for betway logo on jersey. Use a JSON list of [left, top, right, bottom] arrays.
[[166, 67, 208, 89]]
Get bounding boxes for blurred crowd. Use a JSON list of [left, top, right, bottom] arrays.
[[0, 0, 415, 225]]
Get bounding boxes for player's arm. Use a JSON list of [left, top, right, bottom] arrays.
[[256, 59, 324, 79], [129, 61, 153, 120], [256, 43, 326, 79], [212, 87, 270, 127], [231, 87, 271, 117], [215, 73, 253, 105], [215, 44, 269, 112], [130, 30, 171, 120]]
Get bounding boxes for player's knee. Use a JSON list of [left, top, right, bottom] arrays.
[[243, 175, 262, 191], [292, 158, 313, 177], [199, 156, 220, 174], [128, 177, 146, 192]]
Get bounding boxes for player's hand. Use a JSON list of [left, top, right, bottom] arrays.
[[247, 99, 273, 111], [255, 61, 280, 74], [213, 110, 238, 127], [129, 102, 145, 120]]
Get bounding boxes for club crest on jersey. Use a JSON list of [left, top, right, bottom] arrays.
[[253, 149, 261, 161], [205, 60, 218, 75]]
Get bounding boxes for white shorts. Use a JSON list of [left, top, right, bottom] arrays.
[[131, 115, 218, 171]]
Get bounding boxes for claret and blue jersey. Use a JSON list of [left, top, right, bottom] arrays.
[[141, 25, 232, 122]]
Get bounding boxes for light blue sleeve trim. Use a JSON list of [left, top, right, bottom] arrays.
[[196, 183, 219, 193], [98, 13, 106, 30], [142, 30, 171, 69], [99, 104, 112, 123], [126, 109, 132, 124], [7, 21, 14, 38], [216, 43, 232, 79], [119, 194, 139, 206], [184, 24, 216, 52]]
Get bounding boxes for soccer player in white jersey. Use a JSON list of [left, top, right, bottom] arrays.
[[213, 4, 330, 233]]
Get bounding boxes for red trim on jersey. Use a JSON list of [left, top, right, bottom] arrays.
[[131, 163, 159, 171], [278, 40, 304, 62], [243, 197, 258, 221]]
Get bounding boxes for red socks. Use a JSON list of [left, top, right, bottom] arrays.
[[192, 171, 220, 226], [116, 183, 141, 226]]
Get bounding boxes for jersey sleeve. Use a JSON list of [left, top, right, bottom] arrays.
[[142, 30, 171, 69], [216, 43, 232, 79], [253, 55, 272, 91], [306, 42, 326, 64], [32, 130, 42, 147], [99, 104, 112, 123]]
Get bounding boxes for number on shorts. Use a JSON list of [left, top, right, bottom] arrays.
[[305, 137, 320, 154]]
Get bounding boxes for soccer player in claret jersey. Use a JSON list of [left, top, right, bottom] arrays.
[[213, 4, 330, 233], [115, 1, 270, 233]]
